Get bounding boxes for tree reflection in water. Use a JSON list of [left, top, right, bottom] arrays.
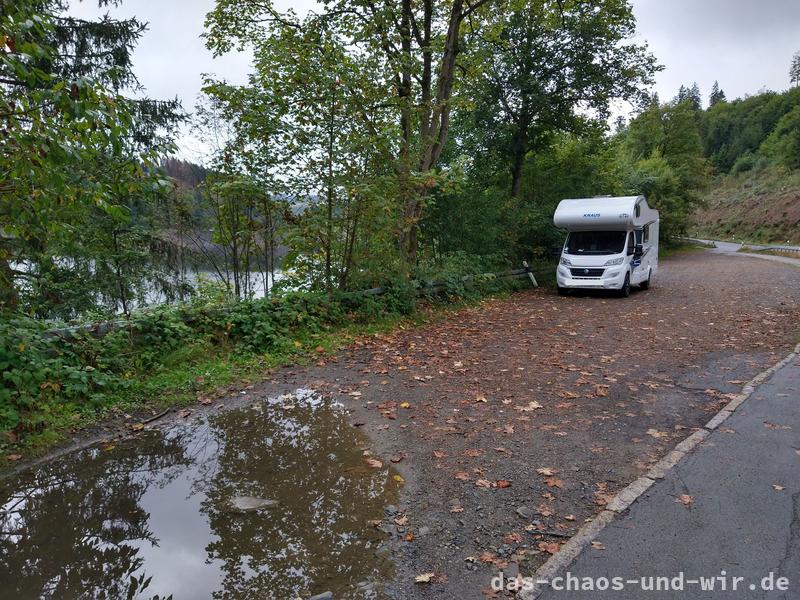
[[198, 390, 400, 599], [0, 433, 191, 599], [0, 390, 399, 599]]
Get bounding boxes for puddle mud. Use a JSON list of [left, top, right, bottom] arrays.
[[0, 390, 400, 599]]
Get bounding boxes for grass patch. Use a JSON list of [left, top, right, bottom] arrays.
[[659, 239, 713, 259], [2, 278, 532, 457]]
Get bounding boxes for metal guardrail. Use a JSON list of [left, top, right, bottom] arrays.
[[760, 247, 800, 254]]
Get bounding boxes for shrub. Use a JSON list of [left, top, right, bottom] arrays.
[[0, 264, 526, 441]]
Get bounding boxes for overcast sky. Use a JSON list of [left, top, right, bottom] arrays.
[[69, 0, 800, 159]]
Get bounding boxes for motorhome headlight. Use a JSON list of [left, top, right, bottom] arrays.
[[560, 257, 572, 266], [604, 257, 625, 266]]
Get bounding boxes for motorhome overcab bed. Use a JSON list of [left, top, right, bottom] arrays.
[[553, 196, 659, 297]]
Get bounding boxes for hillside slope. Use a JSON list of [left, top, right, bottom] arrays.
[[693, 167, 800, 244]]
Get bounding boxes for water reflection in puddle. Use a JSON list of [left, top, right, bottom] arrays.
[[0, 390, 400, 599]]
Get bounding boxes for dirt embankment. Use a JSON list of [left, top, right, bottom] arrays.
[[694, 168, 800, 244]]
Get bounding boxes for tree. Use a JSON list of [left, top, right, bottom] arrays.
[[790, 51, 800, 87], [709, 80, 726, 106], [621, 99, 708, 237], [205, 0, 499, 265], [459, 0, 658, 197], [677, 82, 701, 110], [0, 0, 182, 314], [201, 16, 398, 293]]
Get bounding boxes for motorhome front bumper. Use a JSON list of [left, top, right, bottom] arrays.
[[557, 265, 627, 289]]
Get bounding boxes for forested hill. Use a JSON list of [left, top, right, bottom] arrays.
[[689, 86, 800, 243], [161, 158, 208, 191]]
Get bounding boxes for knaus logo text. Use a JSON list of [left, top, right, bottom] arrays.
[[491, 571, 791, 593]]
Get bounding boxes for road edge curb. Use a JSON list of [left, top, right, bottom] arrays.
[[518, 342, 800, 600]]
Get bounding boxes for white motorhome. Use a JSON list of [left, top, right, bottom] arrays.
[[553, 195, 659, 297]]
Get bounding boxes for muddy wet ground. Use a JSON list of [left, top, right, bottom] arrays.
[[1, 251, 799, 600]]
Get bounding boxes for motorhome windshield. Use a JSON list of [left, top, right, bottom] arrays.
[[565, 231, 627, 255]]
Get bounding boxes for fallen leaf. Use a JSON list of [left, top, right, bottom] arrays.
[[6, 454, 22, 461], [564, 514, 576, 521], [130, 423, 145, 431], [503, 531, 523, 544], [415, 572, 435, 584], [646, 428, 669, 439], [450, 505, 464, 513], [591, 541, 605, 550], [594, 385, 610, 397], [537, 541, 561, 555], [390, 454, 404, 463], [515, 401, 543, 412], [475, 479, 494, 488], [765, 422, 792, 431], [433, 450, 446, 458], [393, 474, 405, 484], [404, 532, 414, 542], [773, 484, 785, 491], [399, 401, 411, 409], [454, 471, 470, 481], [463, 449, 482, 457], [675, 494, 693, 506], [544, 477, 564, 489], [496, 479, 512, 488], [536, 467, 556, 476], [394, 515, 409, 526], [365, 458, 383, 468]]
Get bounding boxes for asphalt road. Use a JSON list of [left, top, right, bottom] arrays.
[[537, 353, 800, 600], [690, 237, 800, 254]]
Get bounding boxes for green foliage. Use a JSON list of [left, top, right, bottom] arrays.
[[0, 316, 119, 434], [619, 99, 709, 237], [701, 87, 800, 172], [0, 270, 525, 441], [457, 0, 658, 198], [760, 105, 800, 169], [0, 0, 183, 317]]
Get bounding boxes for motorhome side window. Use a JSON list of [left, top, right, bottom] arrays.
[[627, 232, 635, 255], [635, 229, 644, 245], [644, 224, 650, 243]]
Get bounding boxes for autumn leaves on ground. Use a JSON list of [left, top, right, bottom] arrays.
[[257, 251, 800, 599]]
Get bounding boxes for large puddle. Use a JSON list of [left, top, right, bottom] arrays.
[[0, 390, 400, 599]]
